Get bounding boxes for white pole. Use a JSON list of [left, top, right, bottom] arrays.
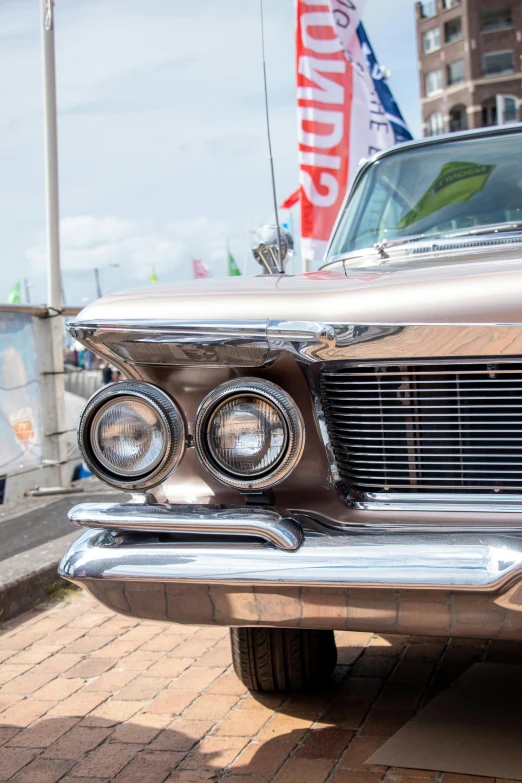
[[40, 0, 68, 486], [41, 0, 61, 311]]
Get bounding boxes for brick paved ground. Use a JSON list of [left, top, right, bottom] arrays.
[[0, 589, 520, 783]]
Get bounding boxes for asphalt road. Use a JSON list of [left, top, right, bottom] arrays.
[[0, 491, 128, 562]]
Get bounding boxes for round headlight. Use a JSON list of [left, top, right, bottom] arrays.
[[208, 395, 288, 476], [195, 378, 304, 490], [79, 382, 185, 490], [91, 397, 167, 476]]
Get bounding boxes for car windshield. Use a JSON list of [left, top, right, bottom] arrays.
[[328, 132, 522, 257]]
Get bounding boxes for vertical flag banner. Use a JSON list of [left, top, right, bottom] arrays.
[[193, 258, 210, 279], [150, 268, 158, 284], [228, 252, 241, 276], [356, 24, 413, 146], [7, 282, 21, 304], [296, 0, 412, 267]]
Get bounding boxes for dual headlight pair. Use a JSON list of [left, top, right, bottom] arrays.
[[79, 378, 305, 491]]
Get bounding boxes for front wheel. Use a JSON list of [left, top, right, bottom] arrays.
[[230, 627, 337, 692]]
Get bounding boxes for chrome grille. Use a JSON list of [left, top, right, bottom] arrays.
[[320, 361, 522, 493]]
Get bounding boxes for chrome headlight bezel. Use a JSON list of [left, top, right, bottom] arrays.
[[78, 381, 185, 490], [194, 378, 305, 490]]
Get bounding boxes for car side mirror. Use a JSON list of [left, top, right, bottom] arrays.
[[252, 225, 294, 275]]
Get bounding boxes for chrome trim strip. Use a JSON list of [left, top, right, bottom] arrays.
[[336, 522, 522, 532], [266, 320, 336, 361], [68, 320, 271, 367], [60, 526, 522, 593], [353, 493, 522, 513], [307, 373, 341, 485], [68, 319, 522, 366], [70, 320, 268, 338], [68, 502, 304, 552], [324, 324, 522, 362]]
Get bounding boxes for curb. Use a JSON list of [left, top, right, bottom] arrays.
[[0, 531, 79, 622], [0, 482, 126, 622]]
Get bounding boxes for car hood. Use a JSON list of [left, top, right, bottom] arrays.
[[76, 246, 522, 326]]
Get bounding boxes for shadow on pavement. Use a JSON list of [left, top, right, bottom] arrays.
[[2, 634, 520, 781]]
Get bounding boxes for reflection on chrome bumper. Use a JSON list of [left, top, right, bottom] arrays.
[[69, 502, 303, 552], [60, 527, 522, 590], [59, 525, 522, 638]]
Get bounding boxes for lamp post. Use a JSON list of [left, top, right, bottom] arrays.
[[23, 279, 32, 304], [40, 0, 68, 486], [93, 267, 101, 299], [93, 263, 120, 299], [41, 0, 61, 315]]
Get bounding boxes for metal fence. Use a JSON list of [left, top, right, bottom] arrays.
[[0, 304, 81, 502], [64, 368, 102, 400]]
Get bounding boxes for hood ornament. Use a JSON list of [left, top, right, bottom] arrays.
[[252, 225, 294, 275]]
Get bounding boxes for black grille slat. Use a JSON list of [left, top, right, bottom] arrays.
[[320, 361, 522, 494]]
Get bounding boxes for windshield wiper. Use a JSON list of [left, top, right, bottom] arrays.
[[439, 221, 522, 240], [324, 232, 436, 266], [325, 221, 522, 267], [373, 222, 522, 258]]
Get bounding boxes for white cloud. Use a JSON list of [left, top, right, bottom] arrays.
[[59, 216, 141, 249], [25, 214, 231, 283]]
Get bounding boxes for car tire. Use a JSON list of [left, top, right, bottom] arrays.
[[230, 627, 337, 692]]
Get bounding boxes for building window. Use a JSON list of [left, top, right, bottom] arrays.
[[426, 112, 445, 136], [482, 51, 515, 77], [482, 98, 496, 126], [449, 105, 468, 131], [501, 95, 518, 123], [481, 7, 513, 32], [423, 27, 441, 53], [444, 17, 462, 43], [447, 60, 465, 85], [420, 0, 438, 19], [491, 95, 519, 124], [482, 95, 519, 125], [425, 68, 443, 96], [443, 0, 461, 8]]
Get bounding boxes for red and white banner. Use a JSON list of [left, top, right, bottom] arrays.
[[296, 0, 396, 267], [192, 258, 210, 279]]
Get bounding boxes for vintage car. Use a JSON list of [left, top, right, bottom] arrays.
[[60, 124, 522, 692]]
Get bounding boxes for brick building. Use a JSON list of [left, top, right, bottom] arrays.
[[416, 0, 522, 135]]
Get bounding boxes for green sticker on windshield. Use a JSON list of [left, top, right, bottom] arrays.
[[398, 161, 496, 228]]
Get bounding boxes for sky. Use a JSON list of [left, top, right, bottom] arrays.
[[0, 0, 421, 305]]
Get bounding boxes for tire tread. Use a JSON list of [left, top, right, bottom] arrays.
[[230, 627, 337, 692]]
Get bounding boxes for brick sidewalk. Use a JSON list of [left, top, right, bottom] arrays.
[[0, 590, 520, 783]]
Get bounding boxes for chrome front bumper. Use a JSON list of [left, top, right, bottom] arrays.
[[68, 501, 303, 551], [59, 502, 522, 639]]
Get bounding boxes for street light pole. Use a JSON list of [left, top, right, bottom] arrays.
[[41, 0, 61, 313], [93, 264, 119, 299], [40, 0, 68, 486], [93, 268, 102, 299]]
